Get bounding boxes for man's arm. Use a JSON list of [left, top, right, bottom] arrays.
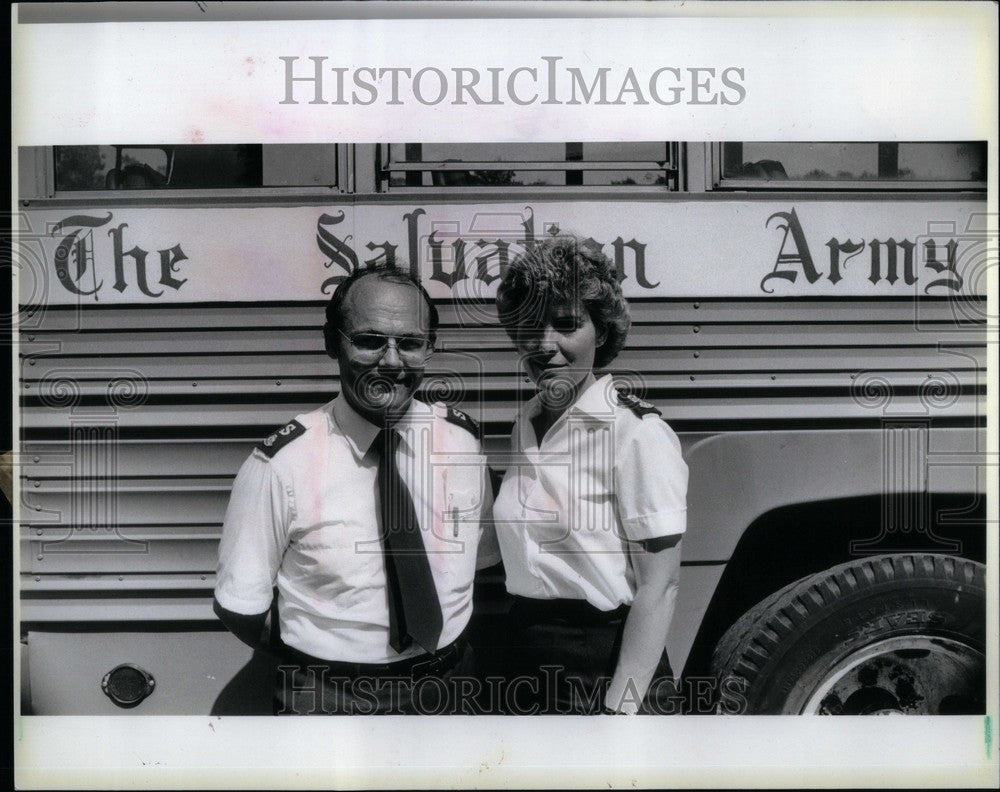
[[214, 450, 290, 651], [475, 465, 503, 570], [213, 596, 272, 651]]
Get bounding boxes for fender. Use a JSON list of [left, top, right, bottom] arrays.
[[667, 426, 984, 673]]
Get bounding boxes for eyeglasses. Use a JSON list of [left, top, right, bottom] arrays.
[[338, 329, 432, 363]]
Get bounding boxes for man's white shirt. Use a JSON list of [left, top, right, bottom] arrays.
[[215, 395, 498, 663]]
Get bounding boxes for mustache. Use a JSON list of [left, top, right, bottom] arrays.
[[355, 370, 419, 404]]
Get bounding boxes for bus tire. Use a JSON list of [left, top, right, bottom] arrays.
[[710, 553, 986, 715]]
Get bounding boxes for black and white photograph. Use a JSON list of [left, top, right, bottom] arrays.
[[9, 1, 998, 788]]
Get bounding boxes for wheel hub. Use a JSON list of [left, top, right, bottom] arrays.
[[800, 636, 984, 715]]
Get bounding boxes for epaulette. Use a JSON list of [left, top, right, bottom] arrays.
[[255, 419, 307, 458], [443, 405, 481, 437], [615, 389, 661, 419]]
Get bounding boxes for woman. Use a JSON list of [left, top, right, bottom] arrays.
[[493, 237, 688, 715]]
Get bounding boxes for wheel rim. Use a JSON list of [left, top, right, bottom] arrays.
[[799, 636, 984, 715]]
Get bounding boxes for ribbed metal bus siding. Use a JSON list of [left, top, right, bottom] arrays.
[[18, 297, 986, 624]]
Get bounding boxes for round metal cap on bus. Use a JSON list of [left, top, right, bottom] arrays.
[[101, 664, 155, 708]]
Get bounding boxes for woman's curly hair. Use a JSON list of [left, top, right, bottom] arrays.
[[496, 236, 631, 369]]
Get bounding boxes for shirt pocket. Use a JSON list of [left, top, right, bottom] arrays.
[[426, 457, 486, 556]]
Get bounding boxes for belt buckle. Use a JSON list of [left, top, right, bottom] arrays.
[[410, 653, 442, 681]]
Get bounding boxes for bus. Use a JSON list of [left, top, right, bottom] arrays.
[[15, 140, 989, 715]]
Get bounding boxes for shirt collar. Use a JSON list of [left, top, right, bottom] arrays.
[[569, 374, 618, 422], [518, 373, 616, 449], [329, 393, 431, 459]]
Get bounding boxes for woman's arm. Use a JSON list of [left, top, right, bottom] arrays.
[[607, 407, 688, 714], [604, 536, 682, 714]]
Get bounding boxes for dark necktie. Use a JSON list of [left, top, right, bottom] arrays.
[[374, 427, 444, 654]]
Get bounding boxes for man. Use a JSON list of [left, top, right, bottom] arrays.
[[213, 265, 498, 714]]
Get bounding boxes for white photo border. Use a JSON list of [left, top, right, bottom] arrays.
[[10, 2, 998, 789]]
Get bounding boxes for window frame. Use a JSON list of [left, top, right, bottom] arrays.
[[374, 142, 682, 194], [25, 142, 986, 202], [709, 142, 987, 192], [46, 144, 353, 199]]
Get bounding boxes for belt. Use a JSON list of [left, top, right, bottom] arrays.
[[280, 637, 466, 681], [511, 596, 630, 625]]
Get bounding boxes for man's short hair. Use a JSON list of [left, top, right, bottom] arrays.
[[323, 264, 439, 358]]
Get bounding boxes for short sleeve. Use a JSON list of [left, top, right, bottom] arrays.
[[475, 467, 502, 570], [614, 416, 688, 542], [441, 414, 502, 570], [214, 451, 292, 615]]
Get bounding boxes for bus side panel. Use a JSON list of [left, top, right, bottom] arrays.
[[683, 427, 985, 562], [26, 631, 275, 715]]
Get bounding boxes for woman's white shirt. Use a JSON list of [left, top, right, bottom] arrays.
[[493, 374, 688, 611]]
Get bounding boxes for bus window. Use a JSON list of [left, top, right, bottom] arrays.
[[717, 142, 986, 189], [54, 146, 167, 190], [378, 142, 679, 190], [53, 144, 339, 191]]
